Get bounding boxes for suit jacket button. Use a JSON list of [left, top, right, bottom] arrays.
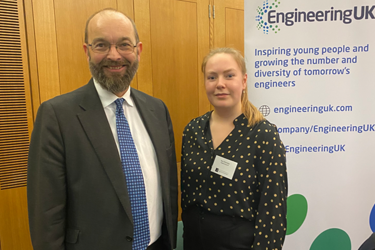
[[126, 236, 133, 242]]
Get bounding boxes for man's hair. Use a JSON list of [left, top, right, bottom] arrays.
[[84, 8, 140, 44]]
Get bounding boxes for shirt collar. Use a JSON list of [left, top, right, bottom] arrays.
[[93, 78, 134, 108], [204, 111, 246, 129]]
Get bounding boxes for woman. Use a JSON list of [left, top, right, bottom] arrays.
[[181, 48, 288, 250]]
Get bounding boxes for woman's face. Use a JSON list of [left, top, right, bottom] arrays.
[[204, 53, 247, 112]]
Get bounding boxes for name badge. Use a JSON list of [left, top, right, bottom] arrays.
[[211, 155, 238, 180]]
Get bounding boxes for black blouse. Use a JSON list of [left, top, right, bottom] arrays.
[[181, 111, 288, 249]]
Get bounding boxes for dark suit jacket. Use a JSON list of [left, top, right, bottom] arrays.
[[359, 233, 375, 250], [27, 79, 178, 250]]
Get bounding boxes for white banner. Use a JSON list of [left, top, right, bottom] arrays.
[[245, 1, 375, 249]]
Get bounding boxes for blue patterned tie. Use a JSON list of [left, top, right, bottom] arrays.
[[115, 98, 150, 250]]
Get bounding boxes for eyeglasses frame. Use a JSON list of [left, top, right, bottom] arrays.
[[87, 41, 138, 55]]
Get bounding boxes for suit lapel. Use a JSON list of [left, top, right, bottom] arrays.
[[131, 90, 165, 156], [76, 80, 133, 223], [131, 89, 168, 177]]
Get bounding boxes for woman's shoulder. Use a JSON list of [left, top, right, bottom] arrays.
[[251, 119, 281, 138], [183, 111, 212, 132], [254, 119, 278, 129]]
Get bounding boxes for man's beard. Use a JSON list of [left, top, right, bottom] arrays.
[[89, 56, 139, 95]]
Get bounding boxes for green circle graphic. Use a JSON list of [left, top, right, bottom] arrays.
[[310, 228, 351, 250], [286, 194, 308, 235]]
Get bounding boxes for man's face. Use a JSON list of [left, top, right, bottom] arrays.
[[84, 13, 142, 95]]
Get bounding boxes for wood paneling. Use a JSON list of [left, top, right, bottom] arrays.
[[0, 0, 33, 189], [0, 188, 32, 250], [149, 0, 211, 159], [225, 8, 244, 54], [147, 0, 211, 220], [172, 0, 200, 145], [31, 0, 60, 103], [196, 0, 211, 117], [133, 0, 153, 95], [213, 0, 244, 53], [23, 0, 40, 119], [117, 0, 134, 19], [0, 0, 34, 248]]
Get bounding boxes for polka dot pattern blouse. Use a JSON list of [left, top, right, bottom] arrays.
[[181, 112, 288, 249]]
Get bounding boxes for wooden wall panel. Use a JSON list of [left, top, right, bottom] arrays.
[[0, 0, 34, 248], [148, 0, 211, 221], [149, 0, 174, 103], [213, 0, 244, 52], [150, 0, 211, 158], [0, 0, 33, 186], [31, 0, 60, 103], [0, 0, 29, 191], [23, 0, 40, 119], [196, 0, 211, 116], [117, 0, 134, 19], [225, 8, 244, 55], [133, 0, 153, 95], [172, 0, 199, 144], [0, 188, 32, 250]]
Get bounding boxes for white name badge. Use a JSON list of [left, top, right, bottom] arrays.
[[211, 155, 238, 180]]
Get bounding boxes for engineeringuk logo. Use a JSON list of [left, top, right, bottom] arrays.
[[256, 0, 281, 34], [255, 2, 375, 34]]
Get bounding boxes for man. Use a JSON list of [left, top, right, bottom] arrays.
[[359, 233, 375, 250], [27, 9, 178, 250]]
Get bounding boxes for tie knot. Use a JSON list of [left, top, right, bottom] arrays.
[[114, 98, 125, 109]]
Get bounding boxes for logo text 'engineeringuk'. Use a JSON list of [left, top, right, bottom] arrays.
[[256, 0, 375, 34]]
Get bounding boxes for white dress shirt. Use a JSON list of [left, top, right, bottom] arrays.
[[94, 79, 163, 245]]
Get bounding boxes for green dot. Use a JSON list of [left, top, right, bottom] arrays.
[[286, 194, 308, 235], [275, 5, 278, 7], [270, 25, 272, 28], [276, 25, 278, 28], [310, 229, 351, 250]]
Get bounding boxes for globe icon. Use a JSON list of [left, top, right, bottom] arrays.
[[259, 105, 270, 117]]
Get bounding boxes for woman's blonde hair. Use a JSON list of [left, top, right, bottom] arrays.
[[201, 47, 264, 127]]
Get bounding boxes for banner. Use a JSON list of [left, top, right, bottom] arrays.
[[245, 1, 375, 249]]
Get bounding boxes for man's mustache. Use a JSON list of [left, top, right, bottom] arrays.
[[100, 60, 131, 67]]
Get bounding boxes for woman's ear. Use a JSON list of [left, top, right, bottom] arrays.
[[242, 73, 248, 90]]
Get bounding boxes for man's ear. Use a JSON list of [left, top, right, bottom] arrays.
[[83, 44, 90, 62], [137, 42, 143, 62]]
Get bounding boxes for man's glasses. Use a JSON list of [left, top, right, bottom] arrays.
[[88, 41, 137, 55]]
